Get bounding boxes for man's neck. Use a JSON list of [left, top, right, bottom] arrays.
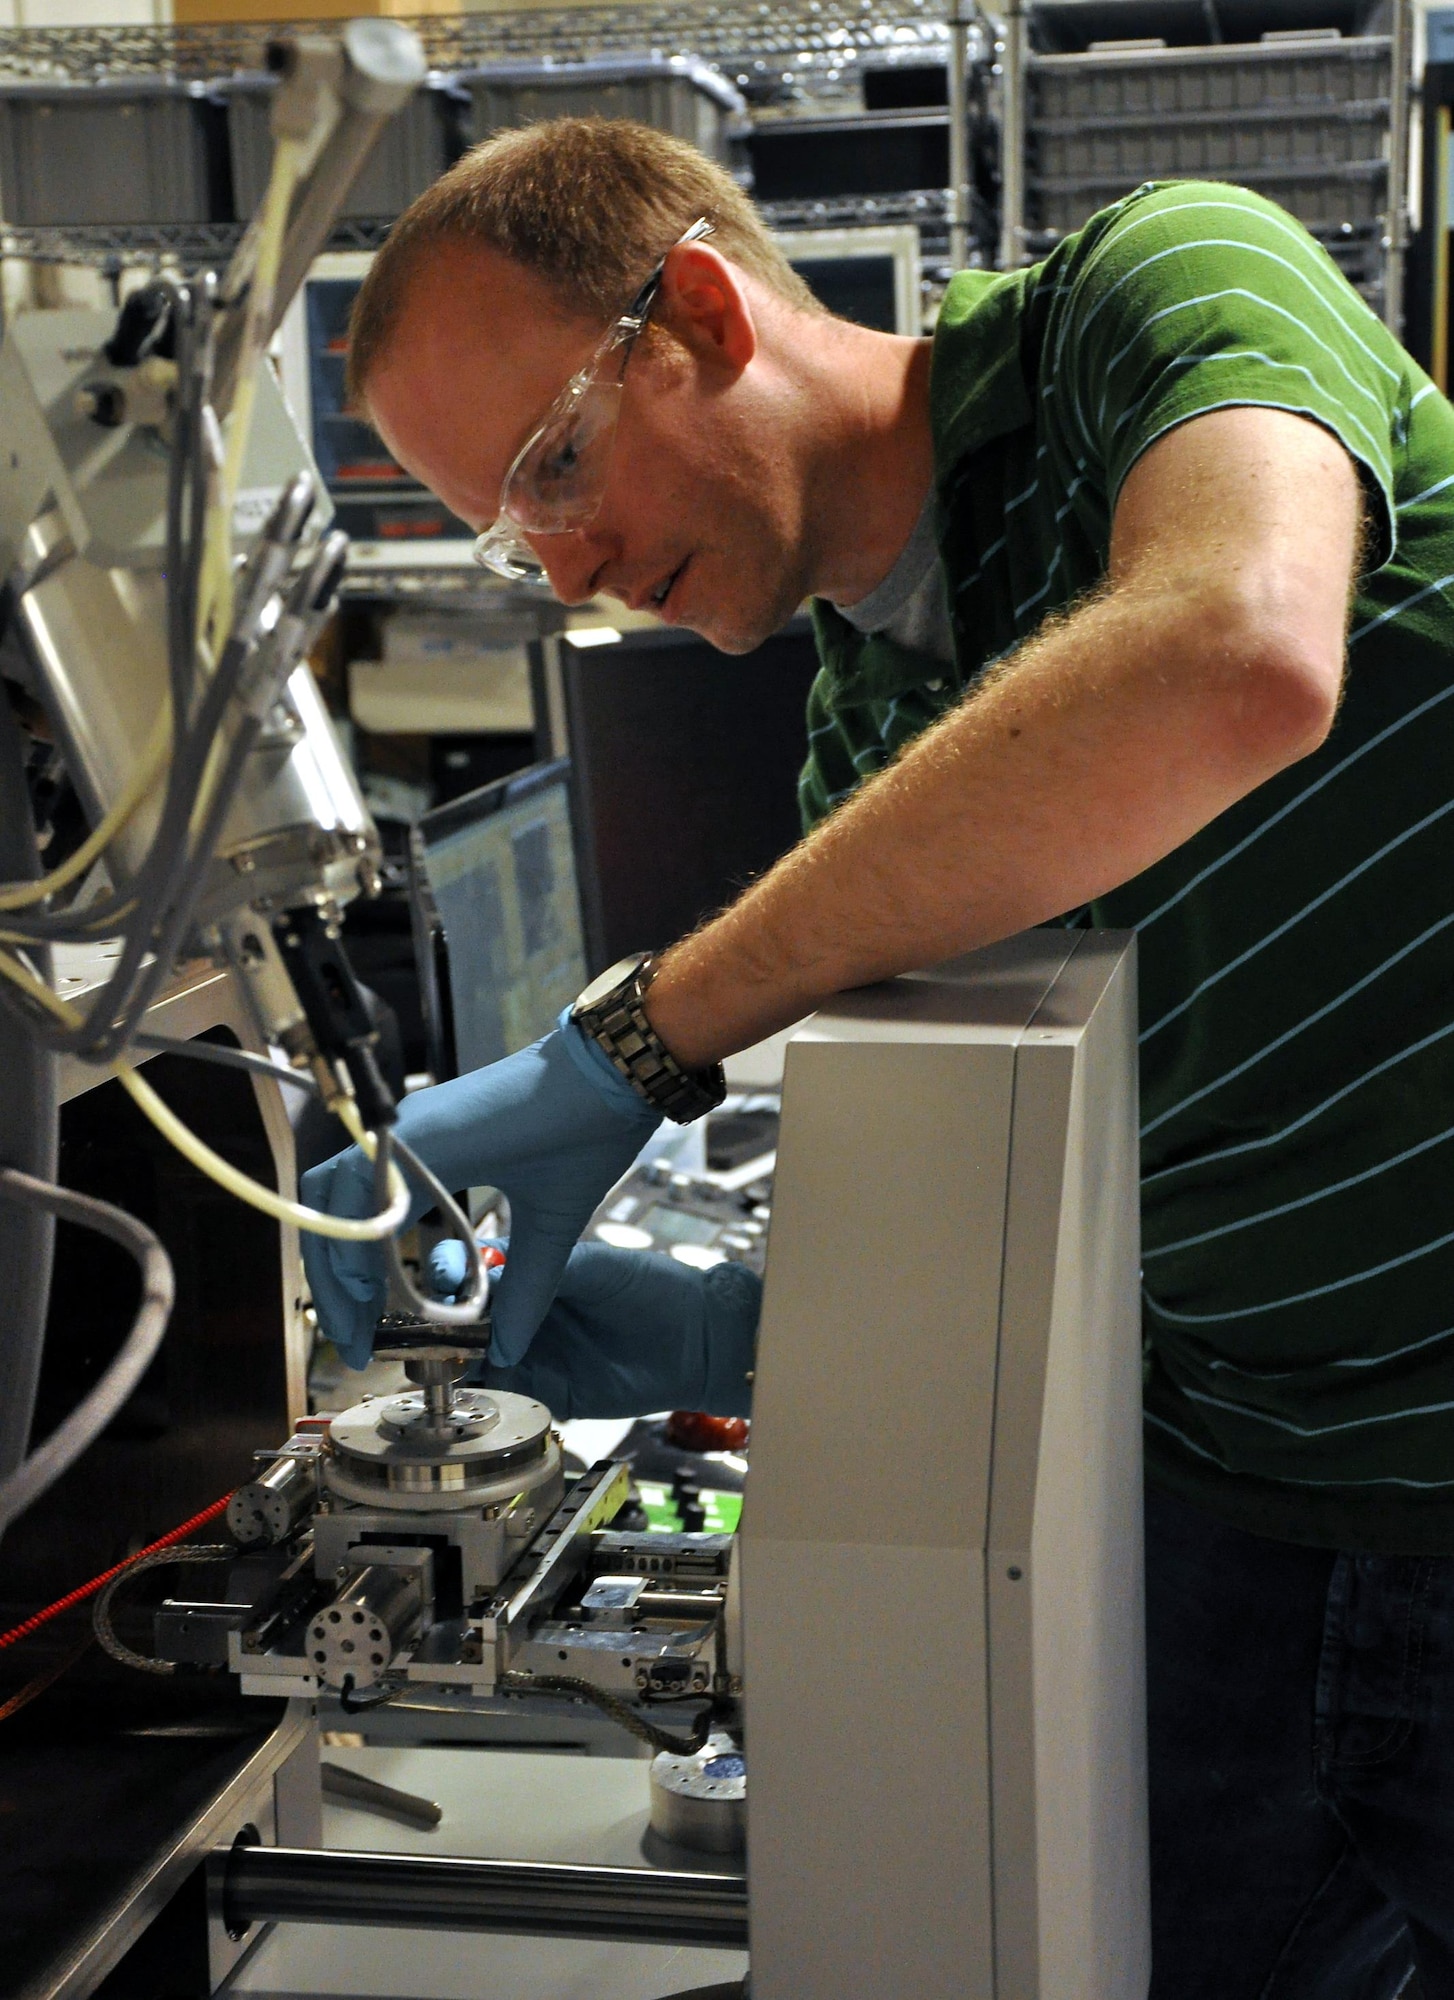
[[799, 325, 936, 608]]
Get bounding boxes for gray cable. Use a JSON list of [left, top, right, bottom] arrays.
[[0, 692, 57, 1492], [17, 659, 244, 951], [0, 637, 241, 949], [0, 1166, 174, 1533], [130, 1032, 321, 1097], [375, 1125, 488, 1327], [0, 472, 296, 1035], [500, 1672, 717, 1756], [66, 479, 319, 1057], [62, 701, 265, 1064], [0, 288, 249, 968], [163, 278, 195, 731], [102, 715, 271, 1050], [0, 691, 233, 1026], [0, 592, 259, 988], [0, 461, 310, 970], [92, 1543, 233, 1676]]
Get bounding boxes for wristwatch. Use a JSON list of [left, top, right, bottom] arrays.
[[569, 952, 726, 1124]]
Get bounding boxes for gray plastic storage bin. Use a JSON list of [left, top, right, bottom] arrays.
[[1030, 35, 1390, 123], [1034, 102, 1389, 181], [459, 57, 749, 167], [1030, 160, 1387, 233], [226, 70, 468, 221], [1026, 34, 1391, 236], [0, 76, 226, 227]]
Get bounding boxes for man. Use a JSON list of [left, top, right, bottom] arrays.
[[302, 118, 1454, 1994]]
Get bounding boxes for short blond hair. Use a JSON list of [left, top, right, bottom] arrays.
[[346, 116, 825, 410]]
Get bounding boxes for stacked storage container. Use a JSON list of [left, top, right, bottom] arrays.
[[225, 70, 472, 223], [0, 53, 746, 234], [1021, 0, 1397, 314], [0, 76, 230, 227], [458, 56, 749, 171]]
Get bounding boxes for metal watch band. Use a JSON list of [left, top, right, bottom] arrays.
[[571, 954, 726, 1125]]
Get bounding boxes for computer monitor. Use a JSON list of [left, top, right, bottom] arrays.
[[276, 250, 477, 570], [771, 223, 923, 335], [412, 758, 589, 1078], [562, 619, 819, 973]]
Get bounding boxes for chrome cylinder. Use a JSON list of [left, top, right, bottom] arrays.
[[218, 1845, 749, 1949], [307, 1561, 425, 1693], [196, 663, 377, 926], [227, 1452, 316, 1547], [650, 1735, 747, 1856]]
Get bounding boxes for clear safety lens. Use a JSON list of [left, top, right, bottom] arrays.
[[472, 374, 629, 582], [472, 520, 547, 582], [505, 377, 626, 533], [471, 234, 700, 583]]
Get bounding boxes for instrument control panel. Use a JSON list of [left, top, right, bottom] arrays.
[[588, 1110, 776, 1277]]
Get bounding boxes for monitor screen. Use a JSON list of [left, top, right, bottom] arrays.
[[771, 225, 922, 336], [419, 760, 588, 1074], [562, 620, 818, 972], [788, 252, 900, 332], [278, 252, 475, 567]]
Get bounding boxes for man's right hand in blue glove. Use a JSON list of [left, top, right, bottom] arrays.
[[300, 1022, 661, 1371], [431, 1237, 760, 1421]]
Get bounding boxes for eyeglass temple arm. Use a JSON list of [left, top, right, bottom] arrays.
[[621, 217, 717, 330]]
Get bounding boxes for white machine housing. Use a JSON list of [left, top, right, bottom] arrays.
[[742, 929, 1148, 2000]]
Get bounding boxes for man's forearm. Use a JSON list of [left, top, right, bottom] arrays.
[[645, 570, 1339, 1070]]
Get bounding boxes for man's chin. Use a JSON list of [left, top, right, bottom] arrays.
[[680, 586, 804, 656], [692, 621, 770, 657]]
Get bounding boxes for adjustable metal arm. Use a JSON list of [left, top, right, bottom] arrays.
[[212, 19, 425, 421]]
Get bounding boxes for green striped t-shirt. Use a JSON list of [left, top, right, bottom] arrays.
[[800, 180, 1454, 1552]]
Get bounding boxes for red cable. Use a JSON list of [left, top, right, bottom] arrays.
[[0, 1492, 233, 1653]]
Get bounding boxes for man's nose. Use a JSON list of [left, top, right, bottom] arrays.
[[533, 531, 606, 607]]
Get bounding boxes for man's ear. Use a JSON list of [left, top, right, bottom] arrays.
[[657, 242, 757, 377]]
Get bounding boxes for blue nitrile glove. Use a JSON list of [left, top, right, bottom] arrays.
[[300, 1023, 661, 1371], [430, 1237, 760, 1420]]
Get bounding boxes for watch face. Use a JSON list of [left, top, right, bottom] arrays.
[[573, 952, 650, 1014]]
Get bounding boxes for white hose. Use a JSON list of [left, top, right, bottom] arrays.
[[115, 1062, 409, 1243], [0, 948, 410, 1243]]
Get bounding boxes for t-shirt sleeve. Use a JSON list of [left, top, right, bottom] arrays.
[[1051, 181, 1401, 570]]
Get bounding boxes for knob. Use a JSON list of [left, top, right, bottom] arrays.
[[74, 381, 126, 428]]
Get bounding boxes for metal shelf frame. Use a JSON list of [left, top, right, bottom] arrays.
[[997, 0, 1413, 330], [0, 3, 964, 112]]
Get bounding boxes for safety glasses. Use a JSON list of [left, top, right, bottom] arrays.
[[472, 218, 715, 584]]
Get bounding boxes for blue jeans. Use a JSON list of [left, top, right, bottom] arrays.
[[1148, 1483, 1454, 1999]]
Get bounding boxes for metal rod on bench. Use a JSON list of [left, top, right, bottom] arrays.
[[216, 1845, 750, 1950]]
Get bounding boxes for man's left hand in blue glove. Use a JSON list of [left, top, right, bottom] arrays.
[[431, 1237, 760, 1420]]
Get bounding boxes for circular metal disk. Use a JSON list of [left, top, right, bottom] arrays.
[[330, 1388, 547, 1466], [375, 1387, 502, 1444], [650, 1733, 746, 1854], [324, 1389, 554, 1508], [322, 1436, 563, 1515]]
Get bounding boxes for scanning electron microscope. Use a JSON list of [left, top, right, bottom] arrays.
[[171, 931, 1151, 2000], [0, 15, 1149, 1994]]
